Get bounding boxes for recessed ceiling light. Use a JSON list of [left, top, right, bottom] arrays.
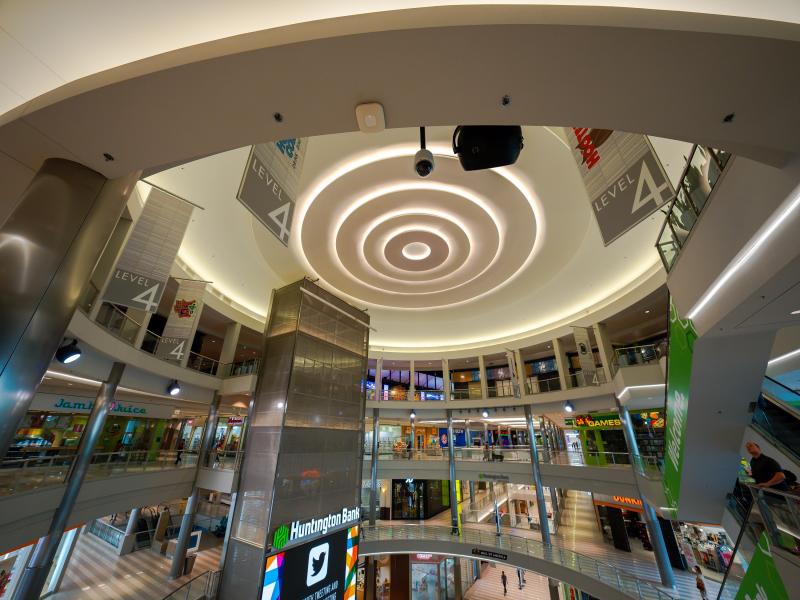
[[644, 310, 651, 314]]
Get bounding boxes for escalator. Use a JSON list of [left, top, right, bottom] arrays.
[[752, 376, 800, 463]]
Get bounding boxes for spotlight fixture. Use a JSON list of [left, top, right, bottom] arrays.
[[452, 125, 523, 171], [410, 410, 416, 420], [168, 380, 181, 396], [564, 401, 575, 413], [55, 339, 82, 364], [481, 409, 489, 418]]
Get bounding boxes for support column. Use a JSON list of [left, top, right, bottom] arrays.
[[539, 417, 551, 462], [483, 422, 488, 446], [593, 322, 616, 383], [552, 338, 570, 390], [369, 408, 380, 525], [365, 557, 376, 600], [218, 491, 237, 570], [523, 405, 551, 546], [548, 578, 560, 600], [125, 508, 141, 536], [170, 393, 220, 579], [44, 526, 81, 596], [408, 360, 416, 401], [490, 482, 500, 535], [477, 355, 489, 399], [374, 357, 383, 401], [617, 400, 676, 589], [464, 419, 472, 447], [119, 507, 141, 554], [0, 160, 138, 458], [442, 358, 451, 401], [219, 321, 242, 369], [410, 417, 416, 452], [468, 481, 477, 509], [446, 410, 459, 534], [14, 362, 125, 599]]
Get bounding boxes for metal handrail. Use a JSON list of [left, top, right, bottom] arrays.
[[0, 449, 197, 497], [186, 350, 219, 375], [361, 524, 677, 600]]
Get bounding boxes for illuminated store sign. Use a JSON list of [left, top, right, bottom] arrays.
[[573, 410, 664, 430], [31, 393, 176, 420], [612, 496, 643, 507], [272, 507, 361, 550], [574, 413, 622, 429]]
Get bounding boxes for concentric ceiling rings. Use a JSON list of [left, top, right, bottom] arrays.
[[297, 145, 539, 309]]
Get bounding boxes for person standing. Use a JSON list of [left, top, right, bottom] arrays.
[[746, 442, 789, 491], [175, 438, 185, 465], [500, 570, 508, 596], [517, 568, 524, 589], [693, 566, 708, 599]]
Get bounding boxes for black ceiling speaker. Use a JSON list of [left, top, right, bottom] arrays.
[[452, 125, 524, 171]]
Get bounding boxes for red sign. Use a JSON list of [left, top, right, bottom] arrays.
[[227, 416, 244, 426]]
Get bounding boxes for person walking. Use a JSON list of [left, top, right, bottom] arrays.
[[175, 438, 185, 465], [500, 570, 508, 596], [693, 566, 708, 599]]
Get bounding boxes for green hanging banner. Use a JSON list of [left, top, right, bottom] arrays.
[[734, 532, 789, 600], [662, 299, 697, 518]]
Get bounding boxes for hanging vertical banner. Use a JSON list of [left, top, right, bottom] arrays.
[[237, 138, 307, 246], [505, 350, 521, 398], [662, 299, 697, 517], [572, 326, 598, 385], [734, 533, 789, 600], [155, 279, 207, 364], [565, 128, 674, 245], [103, 187, 194, 312]]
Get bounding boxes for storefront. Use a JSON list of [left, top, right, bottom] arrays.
[[592, 493, 647, 552], [677, 523, 734, 577], [11, 393, 180, 457], [212, 415, 247, 452], [391, 479, 452, 520], [566, 408, 665, 465], [410, 554, 457, 600]]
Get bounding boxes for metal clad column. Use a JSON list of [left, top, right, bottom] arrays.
[[442, 358, 450, 401], [552, 338, 570, 390], [13, 361, 125, 600], [0, 161, 138, 457], [477, 355, 489, 399], [170, 393, 220, 578], [374, 357, 383, 401], [523, 405, 551, 546], [617, 400, 676, 589], [369, 408, 380, 525], [408, 360, 416, 401], [446, 410, 459, 534]]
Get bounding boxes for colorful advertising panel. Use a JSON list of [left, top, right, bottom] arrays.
[[263, 524, 359, 600], [155, 279, 207, 364], [663, 299, 697, 516], [438, 428, 467, 447]]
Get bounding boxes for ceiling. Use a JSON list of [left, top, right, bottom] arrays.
[[146, 127, 689, 354], [1, 2, 798, 120]]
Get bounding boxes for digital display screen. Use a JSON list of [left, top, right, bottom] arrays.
[[262, 524, 359, 600]]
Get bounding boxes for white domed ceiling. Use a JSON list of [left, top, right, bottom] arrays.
[[145, 126, 690, 354]]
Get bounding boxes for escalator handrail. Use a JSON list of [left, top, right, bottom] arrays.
[[761, 375, 800, 420]]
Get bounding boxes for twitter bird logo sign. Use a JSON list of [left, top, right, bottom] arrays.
[[306, 542, 329, 587]]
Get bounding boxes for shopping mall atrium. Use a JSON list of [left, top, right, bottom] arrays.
[[1, 3, 799, 600]]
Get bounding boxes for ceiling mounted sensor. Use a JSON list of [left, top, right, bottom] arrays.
[[355, 102, 385, 133], [55, 339, 82, 364], [453, 125, 524, 171], [414, 127, 434, 177]]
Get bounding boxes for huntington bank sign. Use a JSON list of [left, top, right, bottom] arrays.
[[272, 507, 360, 550]]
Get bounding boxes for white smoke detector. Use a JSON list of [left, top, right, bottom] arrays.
[[355, 102, 385, 133]]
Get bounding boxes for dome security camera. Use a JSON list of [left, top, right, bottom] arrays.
[[414, 148, 434, 177], [414, 127, 434, 177]]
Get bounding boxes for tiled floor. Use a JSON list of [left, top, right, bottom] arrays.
[[465, 563, 551, 599], [51, 530, 221, 600]]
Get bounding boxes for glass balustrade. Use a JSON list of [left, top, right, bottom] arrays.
[[570, 369, 608, 388], [186, 351, 219, 376], [96, 303, 142, 345], [0, 449, 198, 497], [161, 570, 220, 600], [360, 524, 677, 600], [220, 358, 261, 377], [656, 145, 730, 271], [615, 344, 665, 368]]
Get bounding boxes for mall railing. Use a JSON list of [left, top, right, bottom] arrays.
[[186, 351, 219, 376], [615, 344, 664, 368], [219, 358, 260, 378], [361, 524, 677, 600], [362, 445, 660, 474], [570, 369, 608, 388], [203, 450, 246, 472], [719, 482, 800, 599], [0, 449, 197, 497], [655, 145, 731, 271], [161, 569, 220, 600], [96, 302, 142, 346], [525, 375, 561, 394]]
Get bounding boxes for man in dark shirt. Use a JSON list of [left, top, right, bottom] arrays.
[[746, 442, 789, 491]]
